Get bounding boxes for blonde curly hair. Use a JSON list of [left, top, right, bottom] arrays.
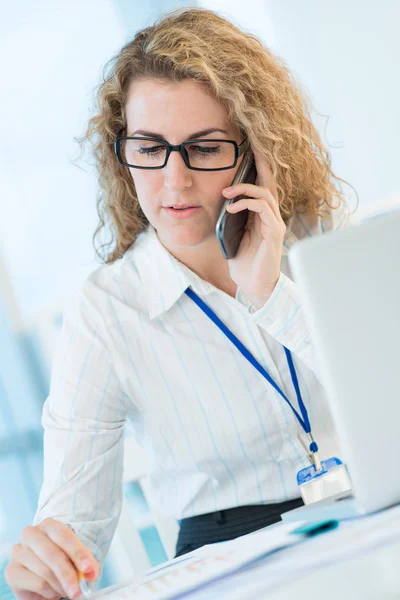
[[81, 8, 348, 264]]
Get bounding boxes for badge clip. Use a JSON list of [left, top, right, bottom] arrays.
[[297, 457, 352, 505]]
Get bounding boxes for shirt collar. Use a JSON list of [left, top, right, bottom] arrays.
[[132, 220, 299, 319]]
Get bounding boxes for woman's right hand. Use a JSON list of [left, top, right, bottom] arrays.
[[4, 518, 101, 600]]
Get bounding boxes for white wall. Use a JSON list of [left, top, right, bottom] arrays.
[[0, 0, 124, 325], [199, 0, 400, 217], [0, 0, 192, 326]]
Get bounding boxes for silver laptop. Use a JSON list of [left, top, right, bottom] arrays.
[[281, 208, 400, 522]]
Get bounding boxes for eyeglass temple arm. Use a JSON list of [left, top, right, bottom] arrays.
[[238, 138, 250, 156]]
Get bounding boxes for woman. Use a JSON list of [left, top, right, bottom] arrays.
[[6, 8, 352, 599]]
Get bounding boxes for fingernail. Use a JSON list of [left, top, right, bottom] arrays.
[[85, 567, 96, 581]]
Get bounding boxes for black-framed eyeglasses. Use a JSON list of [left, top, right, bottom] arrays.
[[114, 136, 249, 171]]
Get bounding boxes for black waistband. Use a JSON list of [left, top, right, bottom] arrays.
[[176, 498, 303, 554]]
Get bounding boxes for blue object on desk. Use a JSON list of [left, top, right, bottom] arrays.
[[291, 520, 339, 537]]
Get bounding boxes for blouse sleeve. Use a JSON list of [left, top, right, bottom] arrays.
[[33, 279, 128, 571]]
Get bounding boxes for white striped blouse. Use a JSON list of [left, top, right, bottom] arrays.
[[33, 201, 351, 565]]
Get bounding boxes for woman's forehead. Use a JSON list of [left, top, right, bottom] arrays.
[[125, 78, 238, 140]]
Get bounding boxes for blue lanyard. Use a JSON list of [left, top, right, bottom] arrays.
[[185, 287, 319, 455]]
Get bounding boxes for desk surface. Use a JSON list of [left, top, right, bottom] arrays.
[[269, 540, 400, 600]]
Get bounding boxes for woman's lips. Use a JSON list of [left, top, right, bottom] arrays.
[[163, 206, 201, 219]]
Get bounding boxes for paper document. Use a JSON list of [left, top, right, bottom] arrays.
[[92, 522, 303, 600]]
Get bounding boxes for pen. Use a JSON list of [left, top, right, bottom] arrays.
[[78, 571, 93, 598]]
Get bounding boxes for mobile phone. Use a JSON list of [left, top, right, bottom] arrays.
[[215, 149, 257, 259]]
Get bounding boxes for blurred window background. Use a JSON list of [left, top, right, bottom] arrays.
[[1, 0, 399, 593]]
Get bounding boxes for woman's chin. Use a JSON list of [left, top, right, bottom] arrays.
[[159, 226, 214, 250]]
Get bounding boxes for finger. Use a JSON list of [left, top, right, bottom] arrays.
[[223, 182, 265, 199], [227, 199, 281, 237], [5, 563, 59, 600], [226, 198, 278, 224], [21, 526, 81, 598], [14, 593, 54, 600], [11, 544, 65, 597], [223, 185, 282, 221], [253, 149, 280, 204], [39, 519, 100, 578]]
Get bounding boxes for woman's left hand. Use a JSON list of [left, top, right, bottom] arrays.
[[223, 149, 286, 310]]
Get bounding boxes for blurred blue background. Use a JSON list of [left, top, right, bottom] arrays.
[[1, 0, 399, 594]]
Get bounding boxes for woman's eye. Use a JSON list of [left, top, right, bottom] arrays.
[[190, 145, 221, 156], [139, 146, 163, 155]]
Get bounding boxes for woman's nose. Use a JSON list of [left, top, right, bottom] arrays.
[[163, 151, 192, 192]]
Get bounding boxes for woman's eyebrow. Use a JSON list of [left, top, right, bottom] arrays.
[[129, 128, 230, 139]]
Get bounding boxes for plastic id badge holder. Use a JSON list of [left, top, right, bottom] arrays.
[[184, 287, 353, 506], [297, 456, 352, 505]]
